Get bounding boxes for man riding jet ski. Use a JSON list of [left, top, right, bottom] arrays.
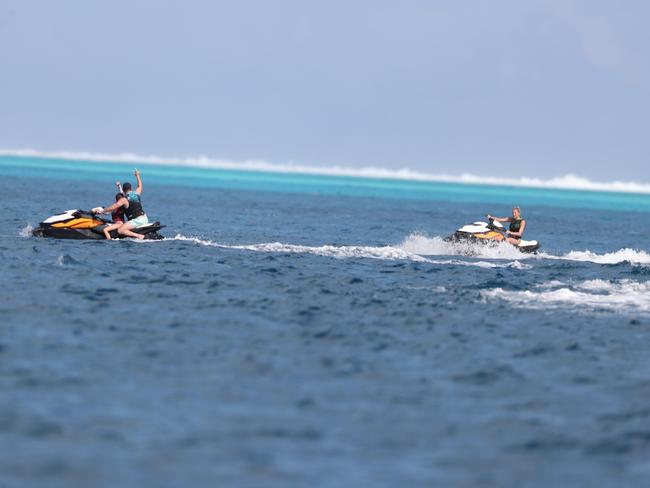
[[94, 169, 151, 240], [32, 169, 164, 240], [446, 206, 540, 253], [32, 209, 164, 240]]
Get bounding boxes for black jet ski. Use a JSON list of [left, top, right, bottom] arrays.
[[445, 218, 540, 253], [32, 209, 165, 240]]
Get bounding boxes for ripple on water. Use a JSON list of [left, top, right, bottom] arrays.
[[452, 364, 525, 385], [55, 254, 81, 266]]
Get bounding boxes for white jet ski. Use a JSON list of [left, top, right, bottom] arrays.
[[445, 219, 540, 253]]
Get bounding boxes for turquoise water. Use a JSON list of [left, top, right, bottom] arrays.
[[3, 155, 650, 211]]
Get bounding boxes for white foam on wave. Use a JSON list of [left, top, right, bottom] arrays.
[[400, 233, 650, 266], [555, 248, 650, 265], [3, 148, 650, 194], [483, 279, 650, 313], [19, 224, 34, 237], [399, 233, 530, 260], [164, 234, 529, 269]]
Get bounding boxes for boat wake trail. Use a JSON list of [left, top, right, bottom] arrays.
[[400, 233, 650, 265], [19, 225, 34, 237], [158, 233, 650, 268], [399, 233, 528, 260], [165, 235, 529, 269]]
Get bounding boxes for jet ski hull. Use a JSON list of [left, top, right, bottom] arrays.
[[32, 210, 165, 240], [447, 231, 540, 253]]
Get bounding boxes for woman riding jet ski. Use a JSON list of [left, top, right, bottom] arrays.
[[446, 206, 540, 253], [487, 206, 527, 246]]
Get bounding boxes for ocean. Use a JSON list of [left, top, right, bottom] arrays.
[[1, 154, 650, 487]]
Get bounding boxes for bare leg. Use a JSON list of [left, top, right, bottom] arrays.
[[103, 222, 123, 240], [506, 237, 520, 246], [118, 222, 145, 240]]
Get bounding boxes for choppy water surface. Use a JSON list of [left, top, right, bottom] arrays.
[[2, 160, 650, 487]]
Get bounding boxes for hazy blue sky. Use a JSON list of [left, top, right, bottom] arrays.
[[1, 0, 649, 180]]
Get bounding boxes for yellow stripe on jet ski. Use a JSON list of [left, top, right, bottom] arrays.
[[51, 218, 104, 229], [474, 231, 506, 241]]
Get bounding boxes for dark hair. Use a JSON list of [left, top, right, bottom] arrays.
[[122, 182, 132, 192], [115, 193, 124, 201]]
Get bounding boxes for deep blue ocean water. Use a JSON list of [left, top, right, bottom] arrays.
[[2, 156, 650, 487]]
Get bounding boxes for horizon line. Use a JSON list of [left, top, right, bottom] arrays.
[[2, 148, 650, 195]]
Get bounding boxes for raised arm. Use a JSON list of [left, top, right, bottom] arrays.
[[134, 169, 143, 195]]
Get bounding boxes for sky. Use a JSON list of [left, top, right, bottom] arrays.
[[1, 0, 649, 181]]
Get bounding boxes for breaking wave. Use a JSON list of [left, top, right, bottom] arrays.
[[483, 279, 650, 313], [3, 148, 650, 194]]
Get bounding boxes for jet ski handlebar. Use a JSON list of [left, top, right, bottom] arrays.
[[486, 219, 507, 234]]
